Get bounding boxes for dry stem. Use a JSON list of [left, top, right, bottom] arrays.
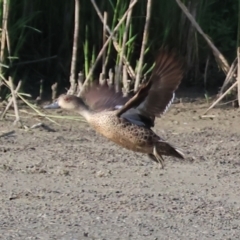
[[1, 80, 22, 119], [220, 58, 237, 94], [68, 0, 80, 95], [51, 82, 58, 100], [8, 77, 21, 125], [122, 65, 130, 96], [101, 11, 107, 79], [238, 47, 240, 106], [0, 0, 10, 85], [202, 81, 238, 115], [134, 0, 152, 92]]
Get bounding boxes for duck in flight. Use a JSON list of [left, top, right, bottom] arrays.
[[44, 49, 184, 168]]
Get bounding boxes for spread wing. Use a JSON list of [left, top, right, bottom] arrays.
[[137, 49, 183, 117], [81, 82, 131, 111], [117, 48, 184, 127]]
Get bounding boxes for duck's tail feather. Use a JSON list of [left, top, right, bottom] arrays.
[[157, 140, 184, 159]]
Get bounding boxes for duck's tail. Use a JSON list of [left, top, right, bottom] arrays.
[[156, 140, 184, 159]]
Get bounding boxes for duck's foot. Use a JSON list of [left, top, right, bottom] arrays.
[[148, 146, 165, 169], [153, 146, 165, 169]]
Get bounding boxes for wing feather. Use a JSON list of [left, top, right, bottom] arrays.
[[81, 82, 131, 111], [117, 48, 184, 122]]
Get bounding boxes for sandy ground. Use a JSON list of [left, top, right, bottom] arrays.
[[0, 96, 240, 240]]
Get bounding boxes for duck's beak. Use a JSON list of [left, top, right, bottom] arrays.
[[43, 101, 60, 109]]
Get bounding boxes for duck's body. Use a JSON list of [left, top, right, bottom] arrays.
[[44, 48, 185, 168], [87, 111, 156, 153]]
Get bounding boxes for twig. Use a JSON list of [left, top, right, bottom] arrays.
[[218, 99, 237, 106], [6, 110, 86, 123], [99, 72, 106, 86], [68, 0, 80, 95], [112, 41, 135, 79], [220, 58, 237, 94], [175, 0, 230, 75], [102, 11, 107, 78], [8, 77, 21, 125], [11, 56, 57, 67], [30, 123, 56, 132], [36, 79, 44, 104], [202, 81, 238, 115], [114, 65, 121, 92], [1, 80, 22, 119], [134, 0, 152, 92], [77, 71, 84, 92], [204, 55, 210, 88], [0, 130, 15, 138], [107, 69, 114, 87], [200, 115, 216, 119], [17, 93, 60, 125], [20, 109, 85, 121]]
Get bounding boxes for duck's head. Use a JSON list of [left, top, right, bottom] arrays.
[[44, 94, 88, 111]]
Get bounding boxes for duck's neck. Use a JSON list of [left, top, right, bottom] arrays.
[[76, 105, 93, 122]]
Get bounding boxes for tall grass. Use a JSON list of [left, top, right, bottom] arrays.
[[0, 0, 238, 99]]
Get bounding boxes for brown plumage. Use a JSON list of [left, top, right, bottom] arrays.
[[44, 48, 184, 168], [81, 82, 131, 112]]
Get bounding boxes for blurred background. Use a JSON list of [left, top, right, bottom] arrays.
[[0, 0, 237, 101]]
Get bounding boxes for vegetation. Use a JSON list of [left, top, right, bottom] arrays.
[[0, 0, 238, 100]]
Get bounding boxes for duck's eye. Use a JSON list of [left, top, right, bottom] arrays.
[[65, 97, 71, 102]]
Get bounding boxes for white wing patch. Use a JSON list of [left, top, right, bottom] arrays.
[[116, 92, 175, 118], [162, 92, 175, 114], [114, 105, 123, 109]]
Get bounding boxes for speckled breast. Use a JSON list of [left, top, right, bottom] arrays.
[[88, 112, 157, 153]]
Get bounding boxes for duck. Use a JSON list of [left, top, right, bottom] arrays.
[[44, 48, 184, 168]]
